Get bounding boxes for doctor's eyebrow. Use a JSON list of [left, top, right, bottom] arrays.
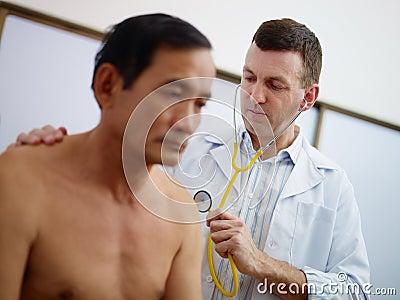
[[242, 65, 253, 74]]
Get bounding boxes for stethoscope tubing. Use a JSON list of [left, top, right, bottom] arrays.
[[206, 86, 307, 296]]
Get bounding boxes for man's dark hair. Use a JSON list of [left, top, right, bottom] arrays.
[[252, 18, 322, 88], [92, 13, 212, 90]]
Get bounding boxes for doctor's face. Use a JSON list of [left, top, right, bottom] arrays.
[[240, 43, 306, 139], [122, 46, 215, 166]]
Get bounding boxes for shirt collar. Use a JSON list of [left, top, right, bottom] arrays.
[[278, 126, 302, 164], [239, 124, 303, 165]]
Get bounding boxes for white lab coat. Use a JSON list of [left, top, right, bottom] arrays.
[[170, 127, 370, 300]]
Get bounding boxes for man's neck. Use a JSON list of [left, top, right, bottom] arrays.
[[72, 130, 146, 194]]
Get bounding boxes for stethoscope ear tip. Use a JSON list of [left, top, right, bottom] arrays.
[[301, 98, 308, 111]]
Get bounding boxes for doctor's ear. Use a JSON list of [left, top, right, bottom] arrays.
[[93, 63, 123, 109], [302, 83, 319, 111]]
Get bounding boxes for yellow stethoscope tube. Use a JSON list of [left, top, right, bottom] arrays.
[[207, 142, 263, 297], [207, 87, 306, 296]]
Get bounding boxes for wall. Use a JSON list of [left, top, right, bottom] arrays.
[[5, 0, 400, 127]]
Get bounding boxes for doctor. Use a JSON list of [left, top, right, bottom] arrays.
[[12, 18, 370, 299], [171, 18, 370, 300]]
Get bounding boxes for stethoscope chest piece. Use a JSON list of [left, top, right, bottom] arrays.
[[193, 190, 212, 213]]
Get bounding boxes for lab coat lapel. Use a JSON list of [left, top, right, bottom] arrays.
[[280, 145, 325, 200]]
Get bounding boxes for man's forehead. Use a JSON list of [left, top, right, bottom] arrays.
[[243, 49, 303, 83]]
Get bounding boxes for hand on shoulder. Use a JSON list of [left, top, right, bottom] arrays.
[[7, 125, 67, 150]]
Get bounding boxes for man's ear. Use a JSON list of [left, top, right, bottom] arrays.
[[302, 83, 319, 111], [93, 63, 122, 109]]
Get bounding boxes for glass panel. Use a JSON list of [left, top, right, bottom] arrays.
[[319, 110, 400, 296], [0, 15, 101, 151]]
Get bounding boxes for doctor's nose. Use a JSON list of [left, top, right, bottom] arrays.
[[249, 82, 267, 104]]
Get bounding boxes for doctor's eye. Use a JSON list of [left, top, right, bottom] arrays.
[[268, 80, 285, 91], [271, 84, 283, 91], [244, 76, 256, 83]]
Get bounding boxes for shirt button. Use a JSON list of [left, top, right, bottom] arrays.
[[206, 275, 213, 283], [258, 164, 263, 169], [248, 193, 254, 199], [268, 240, 275, 248]]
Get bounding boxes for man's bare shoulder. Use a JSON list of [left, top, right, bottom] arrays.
[[149, 166, 201, 228], [0, 142, 66, 215], [0, 146, 42, 184], [0, 144, 57, 187], [150, 166, 194, 204], [1, 133, 87, 179], [0, 147, 45, 241]]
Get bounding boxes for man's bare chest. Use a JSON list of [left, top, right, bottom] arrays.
[[21, 192, 180, 300]]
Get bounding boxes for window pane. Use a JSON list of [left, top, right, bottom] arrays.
[[0, 15, 101, 151], [319, 110, 400, 294]]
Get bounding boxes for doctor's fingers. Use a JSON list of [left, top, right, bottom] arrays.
[[213, 236, 248, 259], [33, 125, 67, 144], [209, 218, 245, 233], [210, 228, 235, 244], [210, 223, 250, 245], [214, 241, 230, 259], [206, 210, 240, 227], [17, 125, 67, 145], [16, 132, 40, 145]]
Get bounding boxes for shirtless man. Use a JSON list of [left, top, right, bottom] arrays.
[[0, 14, 215, 300]]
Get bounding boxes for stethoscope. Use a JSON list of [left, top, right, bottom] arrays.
[[193, 85, 308, 297]]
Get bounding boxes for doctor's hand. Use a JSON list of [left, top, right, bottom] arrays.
[[206, 209, 265, 278], [8, 125, 67, 149], [207, 210, 308, 299]]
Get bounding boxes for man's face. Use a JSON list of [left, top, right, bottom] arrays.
[[240, 43, 306, 141], [121, 46, 216, 166]]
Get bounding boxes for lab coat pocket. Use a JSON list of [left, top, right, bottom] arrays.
[[291, 202, 336, 271]]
